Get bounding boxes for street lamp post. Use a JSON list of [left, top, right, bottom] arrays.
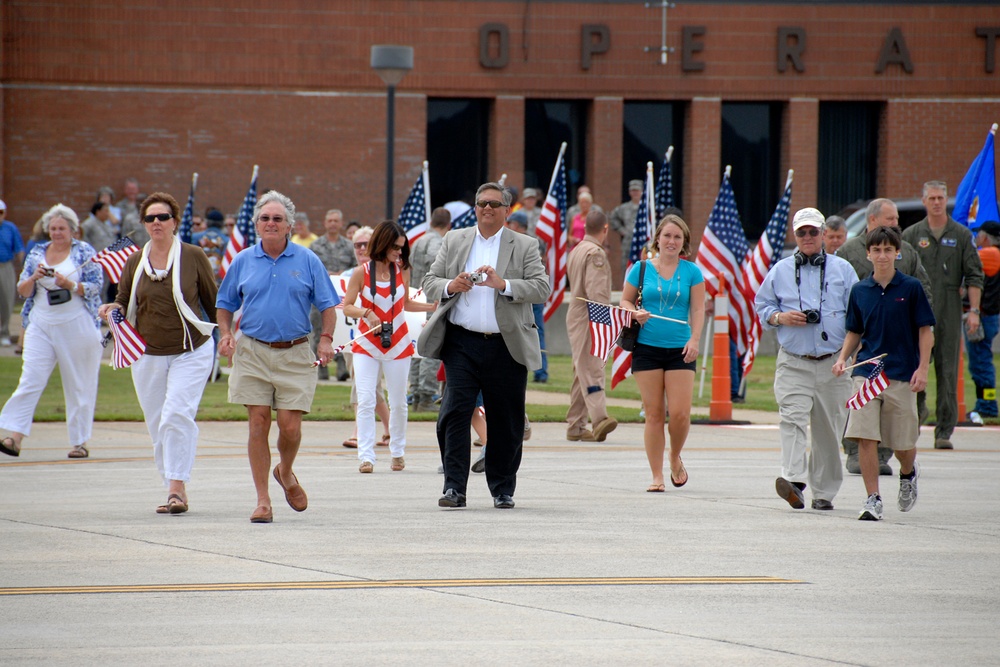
[[371, 45, 414, 220]]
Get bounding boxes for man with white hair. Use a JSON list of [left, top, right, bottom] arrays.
[[755, 208, 858, 512]]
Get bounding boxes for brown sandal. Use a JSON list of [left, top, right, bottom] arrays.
[[157, 494, 188, 514], [342, 437, 358, 448], [68, 445, 89, 459], [378, 434, 390, 447]]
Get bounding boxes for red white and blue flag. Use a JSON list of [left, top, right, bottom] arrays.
[[654, 146, 675, 220], [108, 308, 146, 369], [399, 161, 431, 243], [587, 302, 633, 363], [451, 206, 478, 230], [178, 172, 198, 245], [847, 359, 889, 410], [92, 237, 139, 284], [220, 165, 259, 280], [534, 142, 569, 322]]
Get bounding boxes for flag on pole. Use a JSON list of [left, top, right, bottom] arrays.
[[954, 123, 999, 231], [586, 302, 633, 363], [612, 162, 655, 389], [738, 170, 793, 376], [108, 308, 146, 369], [655, 146, 675, 220], [92, 237, 139, 284], [535, 142, 569, 322], [694, 167, 754, 359], [399, 161, 431, 243], [178, 173, 198, 244], [846, 358, 889, 410], [220, 165, 259, 280], [451, 206, 478, 230]]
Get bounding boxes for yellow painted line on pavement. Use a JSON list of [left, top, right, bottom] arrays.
[[0, 576, 801, 596]]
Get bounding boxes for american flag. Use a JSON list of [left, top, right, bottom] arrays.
[[611, 163, 654, 389], [220, 165, 259, 279], [92, 237, 139, 284], [534, 143, 569, 322], [399, 161, 431, 243], [587, 302, 633, 363], [738, 171, 793, 376], [846, 358, 889, 410], [694, 169, 753, 360], [178, 173, 197, 244], [451, 206, 478, 230], [108, 308, 146, 369], [655, 146, 675, 220]]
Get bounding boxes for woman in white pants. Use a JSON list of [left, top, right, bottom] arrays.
[[98, 193, 218, 515], [0, 205, 103, 459], [342, 221, 435, 472]]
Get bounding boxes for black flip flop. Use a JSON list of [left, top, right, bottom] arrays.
[[0, 437, 20, 457]]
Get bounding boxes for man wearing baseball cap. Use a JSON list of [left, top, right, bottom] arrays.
[[755, 207, 859, 512], [0, 199, 26, 346]]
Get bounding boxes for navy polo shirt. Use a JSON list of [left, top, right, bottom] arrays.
[[845, 270, 935, 382]]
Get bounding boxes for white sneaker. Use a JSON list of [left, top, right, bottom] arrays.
[[898, 462, 920, 512], [0, 336, 11, 347], [859, 494, 883, 521]]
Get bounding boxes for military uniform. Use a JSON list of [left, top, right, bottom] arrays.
[[902, 217, 984, 444], [836, 234, 934, 472], [408, 230, 446, 409], [609, 200, 639, 273], [565, 234, 616, 440]]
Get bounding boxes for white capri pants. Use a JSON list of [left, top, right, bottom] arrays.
[[131, 340, 214, 484], [0, 315, 102, 446], [353, 353, 410, 464]]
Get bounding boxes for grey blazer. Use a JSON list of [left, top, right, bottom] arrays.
[[417, 227, 551, 371]]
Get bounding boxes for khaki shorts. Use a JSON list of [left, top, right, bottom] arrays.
[[844, 378, 919, 450], [228, 335, 317, 412]]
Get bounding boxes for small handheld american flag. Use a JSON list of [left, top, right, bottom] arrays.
[[92, 238, 139, 284], [108, 309, 146, 369], [587, 302, 633, 363], [846, 358, 889, 410]]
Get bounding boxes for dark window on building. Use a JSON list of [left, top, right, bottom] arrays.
[[622, 102, 684, 210], [427, 98, 490, 207], [524, 100, 588, 195], [818, 102, 881, 217], [721, 102, 782, 240]]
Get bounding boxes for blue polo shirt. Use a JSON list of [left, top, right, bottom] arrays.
[[216, 241, 340, 342], [845, 270, 935, 382], [0, 221, 25, 262]]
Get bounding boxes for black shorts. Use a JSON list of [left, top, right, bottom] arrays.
[[631, 342, 696, 373]]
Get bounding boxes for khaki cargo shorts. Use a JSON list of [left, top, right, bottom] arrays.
[[844, 377, 919, 450], [228, 335, 317, 413]]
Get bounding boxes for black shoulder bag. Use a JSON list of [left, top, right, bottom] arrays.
[[616, 260, 645, 351]]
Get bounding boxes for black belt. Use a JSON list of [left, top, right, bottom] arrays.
[[448, 322, 502, 339], [787, 350, 836, 361], [249, 336, 309, 349]]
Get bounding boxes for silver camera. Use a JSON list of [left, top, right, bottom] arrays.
[[469, 271, 486, 284]]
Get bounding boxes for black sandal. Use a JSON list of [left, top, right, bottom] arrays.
[[0, 437, 20, 457]]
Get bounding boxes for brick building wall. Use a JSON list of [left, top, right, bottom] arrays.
[[1, 1, 997, 242]]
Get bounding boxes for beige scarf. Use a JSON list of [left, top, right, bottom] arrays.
[[126, 236, 217, 351]]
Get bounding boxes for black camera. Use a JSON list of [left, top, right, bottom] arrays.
[[803, 309, 822, 324], [41, 267, 54, 277], [379, 320, 394, 349]]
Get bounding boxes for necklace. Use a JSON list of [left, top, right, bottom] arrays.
[[656, 263, 682, 312]]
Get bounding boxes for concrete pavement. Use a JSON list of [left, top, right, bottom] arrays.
[[1, 419, 997, 666]]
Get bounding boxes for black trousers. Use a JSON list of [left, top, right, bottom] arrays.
[[438, 323, 527, 497]]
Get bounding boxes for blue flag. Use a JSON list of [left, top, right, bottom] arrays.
[[954, 126, 999, 230]]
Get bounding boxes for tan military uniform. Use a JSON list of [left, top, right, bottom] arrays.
[[566, 235, 612, 435]]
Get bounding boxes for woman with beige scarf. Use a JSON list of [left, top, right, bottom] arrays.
[[99, 192, 218, 515]]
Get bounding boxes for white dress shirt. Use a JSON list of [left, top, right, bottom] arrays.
[[446, 226, 513, 333]]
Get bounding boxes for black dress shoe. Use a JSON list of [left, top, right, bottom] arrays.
[[811, 499, 834, 511], [493, 494, 515, 509], [438, 489, 467, 508], [775, 477, 805, 509]]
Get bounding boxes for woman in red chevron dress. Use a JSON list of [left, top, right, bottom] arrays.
[[342, 221, 436, 473]]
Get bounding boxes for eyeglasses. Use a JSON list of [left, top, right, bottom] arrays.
[[143, 213, 173, 223], [258, 215, 286, 223], [795, 227, 820, 237], [392, 242, 405, 250], [476, 200, 506, 209], [354, 241, 368, 249]]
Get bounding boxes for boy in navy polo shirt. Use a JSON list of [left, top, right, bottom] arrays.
[[833, 226, 935, 521]]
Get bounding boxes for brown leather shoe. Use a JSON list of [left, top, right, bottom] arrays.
[[391, 456, 405, 471], [250, 505, 273, 523], [273, 466, 308, 512]]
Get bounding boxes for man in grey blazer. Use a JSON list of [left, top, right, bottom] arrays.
[[419, 182, 550, 509]]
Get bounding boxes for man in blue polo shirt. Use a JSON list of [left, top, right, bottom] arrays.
[[833, 225, 935, 522], [0, 200, 26, 346], [217, 190, 340, 524]]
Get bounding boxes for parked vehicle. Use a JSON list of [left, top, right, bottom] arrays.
[[843, 198, 956, 238]]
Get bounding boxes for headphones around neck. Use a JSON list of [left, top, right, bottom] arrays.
[[794, 250, 826, 267]]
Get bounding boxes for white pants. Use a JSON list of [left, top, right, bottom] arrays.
[[353, 354, 410, 463], [131, 340, 214, 485], [0, 315, 102, 445], [773, 349, 851, 502]]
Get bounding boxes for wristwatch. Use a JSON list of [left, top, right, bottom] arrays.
[[970, 308, 980, 315], [770, 312, 781, 326]]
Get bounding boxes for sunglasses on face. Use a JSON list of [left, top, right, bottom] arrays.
[[795, 227, 820, 237], [258, 215, 286, 223], [354, 241, 368, 249], [476, 200, 506, 209], [143, 213, 173, 223]]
